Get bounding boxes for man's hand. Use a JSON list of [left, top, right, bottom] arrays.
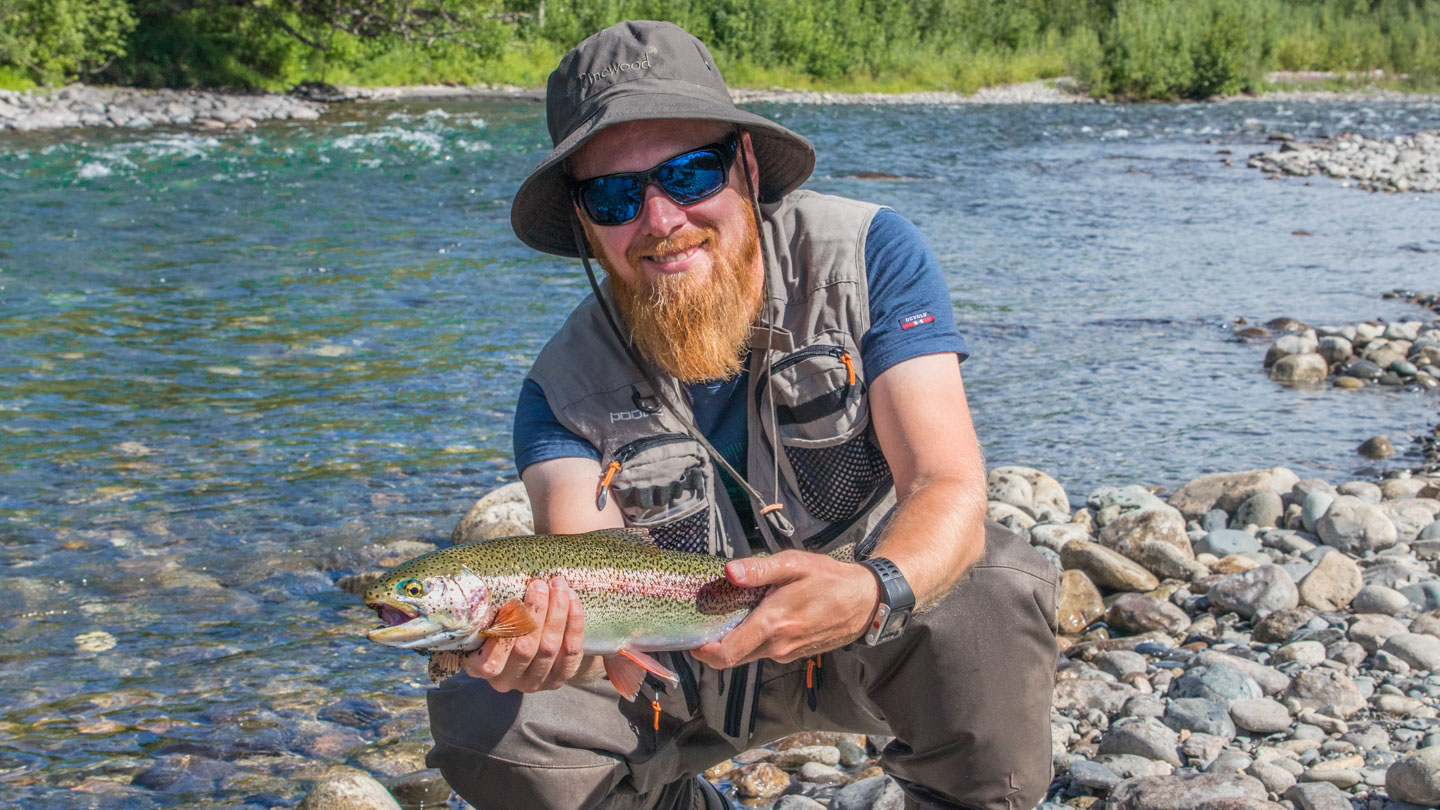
[[462, 576, 593, 692], [691, 550, 881, 669]]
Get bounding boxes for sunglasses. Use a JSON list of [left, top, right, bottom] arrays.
[[572, 135, 739, 227]]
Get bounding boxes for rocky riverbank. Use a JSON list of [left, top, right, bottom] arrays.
[[5, 75, 1440, 133], [1247, 297, 1440, 475], [0, 85, 323, 132], [1257, 314, 1440, 394], [303, 461, 1440, 810], [1248, 131, 1440, 193]]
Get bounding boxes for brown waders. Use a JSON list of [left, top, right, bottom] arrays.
[[426, 522, 1058, 810]]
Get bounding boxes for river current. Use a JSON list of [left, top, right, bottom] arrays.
[[2, 97, 1439, 807]]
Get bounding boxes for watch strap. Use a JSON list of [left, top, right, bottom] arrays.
[[860, 557, 915, 645]]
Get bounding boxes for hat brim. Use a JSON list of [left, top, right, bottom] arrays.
[[511, 94, 815, 258]]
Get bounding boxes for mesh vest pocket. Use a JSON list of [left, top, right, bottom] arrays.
[[765, 344, 892, 525], [784, 435, 890, 524], [606, 434, 715, 554]]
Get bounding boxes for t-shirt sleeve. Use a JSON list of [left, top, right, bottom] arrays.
[[860, 208, 969, 384], [512, 377, 601, 476]]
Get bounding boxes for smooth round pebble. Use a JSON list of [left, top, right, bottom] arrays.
[[1230, 698, 1292, 734]]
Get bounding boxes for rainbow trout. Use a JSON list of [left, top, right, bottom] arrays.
[[362, 528, 765, 699]]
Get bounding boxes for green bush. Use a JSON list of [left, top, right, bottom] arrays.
[[7, 0, 1440, 97], [101, 3, 307, 88], [1090, 0, 1273, 99], [0, 0, 135, 84]]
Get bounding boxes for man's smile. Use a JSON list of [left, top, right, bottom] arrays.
[[649, 244, 701, 264], [636, 237, 711, 273]]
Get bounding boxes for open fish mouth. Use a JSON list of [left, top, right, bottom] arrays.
[[374, 604, 417, 628], [365, 602, 446, 647]]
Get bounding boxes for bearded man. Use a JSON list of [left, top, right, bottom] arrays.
[[426, 20, 1060, 810]]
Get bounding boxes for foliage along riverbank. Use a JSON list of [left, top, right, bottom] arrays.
[[4, 0, 1440, 101]]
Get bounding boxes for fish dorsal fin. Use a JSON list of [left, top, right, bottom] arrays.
[[590, 527, 656, 546], [428, 651, 464, 683], [481, 598, 538, 639]]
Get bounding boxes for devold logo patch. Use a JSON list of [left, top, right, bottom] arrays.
[[899, 311, 935, 330]]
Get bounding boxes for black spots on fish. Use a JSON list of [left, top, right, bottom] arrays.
[[587, 527, 656, 546], [428, 651, 464, 683], [695, 578, 765, 615]]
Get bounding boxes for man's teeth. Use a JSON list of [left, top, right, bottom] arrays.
[[650, 246, 700, 264]]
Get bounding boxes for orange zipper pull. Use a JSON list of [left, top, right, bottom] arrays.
[[805, 654, 823, 711], [651, 697, 662, 731], [840, 353, 857, 386], [595, 460, 621, 511]]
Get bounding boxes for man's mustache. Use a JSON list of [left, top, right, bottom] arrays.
[[625, 228, 717, 270]]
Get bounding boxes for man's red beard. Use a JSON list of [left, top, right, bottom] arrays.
[[587, 202, 762, 383]]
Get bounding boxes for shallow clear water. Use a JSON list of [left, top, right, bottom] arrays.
[[1, 97, 1439, 807]]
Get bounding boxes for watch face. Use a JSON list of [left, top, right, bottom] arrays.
[[880, 606, 911, 641]]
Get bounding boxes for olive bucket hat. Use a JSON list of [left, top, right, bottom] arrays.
[[510, 20, 816, 257]]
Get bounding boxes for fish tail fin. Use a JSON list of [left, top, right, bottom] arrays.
[[603, 649, 680, 701]]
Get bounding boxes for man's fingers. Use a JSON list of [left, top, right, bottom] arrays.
[[465, 636, 513, 680], [692, 610, 772, 669], [545, 588, 588, 689], [726, 551, 806, 588], [497, 579, 549, 682], [522, 577, 571, 684]]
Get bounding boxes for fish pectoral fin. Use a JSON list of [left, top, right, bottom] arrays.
[[480, 598, 538, 639], [428, 651, 465, 684], [602, 649, 680, 701]]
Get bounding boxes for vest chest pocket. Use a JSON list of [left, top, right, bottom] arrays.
[[603, 434, 712, 554], [764, 345, 892, 525]]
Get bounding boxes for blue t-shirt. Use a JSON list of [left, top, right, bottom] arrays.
[[512, 208, 968, 479]]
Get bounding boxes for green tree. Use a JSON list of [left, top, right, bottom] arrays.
[[0, 0, 135, 84]]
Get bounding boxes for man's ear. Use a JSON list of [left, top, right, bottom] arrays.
[[739, 129, 761, 197], [571, 205, 595, 259]]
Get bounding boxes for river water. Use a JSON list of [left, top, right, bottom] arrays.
[[1, 97, 1439, 808]]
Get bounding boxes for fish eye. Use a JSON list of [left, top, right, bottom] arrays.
[[397, 578, 426, 598]]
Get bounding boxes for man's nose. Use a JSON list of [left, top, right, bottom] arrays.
[[636, 184, 686, 237]]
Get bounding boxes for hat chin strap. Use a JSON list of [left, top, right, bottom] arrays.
[[568, 148, 796, 543]]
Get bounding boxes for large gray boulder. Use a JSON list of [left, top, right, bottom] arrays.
[[1099, 506, 1193, 560], [1270, 353, 1328, 384], [989, 466, 1070, 520], [1060, 540, 1160, 592], [1296, 550, 1362, 612], [297, 770, 402, 810], [1107, 772, 1267, 810], [1316, 495, 1398, 554], [1168, 468, 1300, 521], [1387, 746, 1440, 806], [1207, 565, 1299, 619], [452, 482, 534, 545]]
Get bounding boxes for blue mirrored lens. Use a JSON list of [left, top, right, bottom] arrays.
[[578, 145, 730, 225], [580, 176, 645, 225], [656, 151, 726, 204]]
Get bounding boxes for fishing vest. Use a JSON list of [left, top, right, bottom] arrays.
[[527, 190, 899, 744]]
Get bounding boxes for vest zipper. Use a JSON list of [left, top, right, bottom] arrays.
[[595, 433, 695, 511], [752, 344, 855, 417], [771, 344, 847, 373], [723, 663, 749, 738], [669, 652, 700, 716]]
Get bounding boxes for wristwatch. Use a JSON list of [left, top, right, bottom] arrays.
[[859, 557, 915, 646]]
